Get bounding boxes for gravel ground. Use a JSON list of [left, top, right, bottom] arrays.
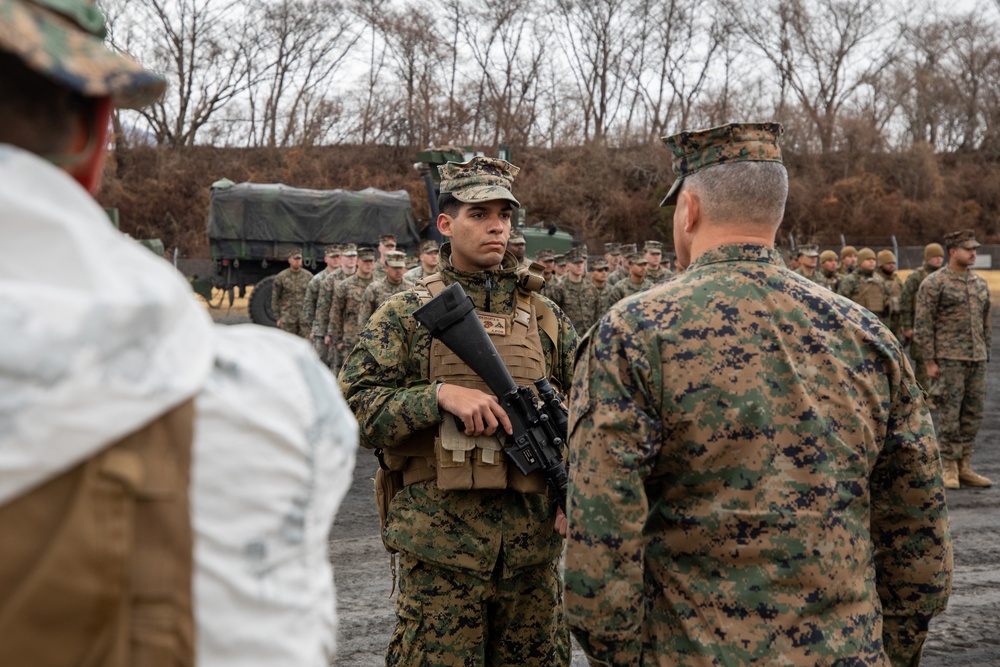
[[207, 290, 1000, 666]]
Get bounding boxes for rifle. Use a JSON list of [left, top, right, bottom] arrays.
[[413, 282, 569, 510]]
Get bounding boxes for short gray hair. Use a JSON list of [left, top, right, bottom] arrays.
[[682, 161, 788, 229]]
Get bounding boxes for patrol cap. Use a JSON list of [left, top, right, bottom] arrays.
[[660, 122, 783, 206], [287, 247, 303, 259], [0, 0, 166, 109], [507, 231, 526, 245], [324, 245, 341, 257], [357, 247, 376, 262], [944, 229, 980, 249], [341, 243, 358, 257], [554, 254, 568, 266], [385, 251, 406, 268], [627, 252, 647, 264], [536, 248, 555, 262], [620, 243, 638, 255], [644, 240, 663, 253], [840, 246, 858, 259], [588, 255, 609, 269], [924, 243, 945, 260], [857, 248, 876, 262], [438, 156, 520, 207], [877, 250, 896, 266], [604, 242, 621, 255], [797, 243, 820, 258], [419, 240, 439, 254], [567, 247, 586, 263], [819, 250, 839, 263], [379, 234, 396, 246]]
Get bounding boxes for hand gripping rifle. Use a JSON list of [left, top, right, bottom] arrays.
[[413, 282, 569, 510]]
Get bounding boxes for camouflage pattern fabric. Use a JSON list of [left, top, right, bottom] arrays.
[[645, 266, 673, 285], [914, 267, 991, 362], [386, 555, 570, 666], [877, 270, 905, 337], [339, 245, 576, 666], [403, 264, 431, 286], [605, 265, 629, 287], [838, 269, 891, 316], [564, 244, 952, 667], [438, 157, 520, 206], [300, 268, 332, 334], [358, 277, 408, 326], [815, 268, 840, 292], [607, 276, 653, 306], [548, 277, 600, 334], [594, 284, 614, 321], [328, 273, 374, 353], [933, 360, 987, 460], [271, 267, 313, 337], [792, 266, 822, 284], [900, 264, 940, 389]]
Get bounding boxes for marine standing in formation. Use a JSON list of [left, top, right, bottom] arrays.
[[606, 243, 635, 286], [643, 240, 673, 284], [838, 247, 892, 322], [301, 245, 340, 360], [901, 242, 945, 390], [313, 243, 357, 367], [793, 243, 820, 281], [358, 250, 409, 323], [839, 245, 858, 276], [815, 249, 841, 291], [588, 255, 614, 317], [327, 247, 376, 371], [340, 156, 577, 666], [403, 240, 440, 285], [271, 247, 313, 337], [564, 122, 952, 667], [875, 249, 904, 337], [607, 251, 653, 304], [547, 246, 601, 333], [914, 229, 993, 490]]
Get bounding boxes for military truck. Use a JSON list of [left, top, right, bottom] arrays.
[[415, 146, 576, 258], [206, 178, 420, 326]]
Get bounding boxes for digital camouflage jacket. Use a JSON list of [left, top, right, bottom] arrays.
[[914, 266, 991, 362]]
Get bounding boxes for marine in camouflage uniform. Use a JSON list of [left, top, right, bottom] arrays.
[[302, 245, 340, 361], [403, 240, 440, 286], [314, 244, 357, 369], [792, 243, 821, 282], [900, 243, 945, 390], [914, 230, 993, 489], [607, 252, 653, 305], [340, 157, 576, 666], [565, 123, 952, 667], [838, 245, 858, 276], [815, 249, 841, 291], [358, 251, 409, 324], [547, 247, 600, 333], [328, 248, 376, 370], [875, 249, 904, 337], [588, 256, 615, 319], [606, 243, 635, 286], [643, 241, 673, 285], [271, 248, 313, 337], [838, 247, 892, 327]]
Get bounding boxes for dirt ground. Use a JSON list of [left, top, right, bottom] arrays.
[[204, 284, 1000, 667]]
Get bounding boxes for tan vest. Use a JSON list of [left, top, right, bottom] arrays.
[[0, 400, 196, 667], [382, 273, 551, 494], [856, 276, 887, 314]]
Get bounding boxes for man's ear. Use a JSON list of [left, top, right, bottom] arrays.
[[437, 213, 454, 238], [680, 190, 701, 234]]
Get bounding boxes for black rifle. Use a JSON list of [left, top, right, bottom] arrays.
[[413, 282, 569, 510]]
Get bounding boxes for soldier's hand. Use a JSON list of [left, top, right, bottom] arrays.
[[438, 384, 513, 437], [554, 507, 567, 537], [308, 332, 315, 341], [337, 342, 344, 351], [903, 329, 913, 340], [276, 319, 283, 329], [927, 360, 940, 380], [324, 335, 332, 345]]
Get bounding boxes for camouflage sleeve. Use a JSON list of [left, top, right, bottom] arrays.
[[838, 274, 857, 299], [313, 278, 334, 337], [913, 277, 940, 361], [338, 293, 441, 450], [870, 356, 953, 665], [899, 273, 918, 330], [271, 274, 284, 316], [564, 311, 661, 665], [300, 278, 319, 328], [328, 282, 346, 339], [606, 284, 622, 306], [358, 284, 376, 327]]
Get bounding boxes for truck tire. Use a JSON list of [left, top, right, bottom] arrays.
[[248, 276, 277, 327]]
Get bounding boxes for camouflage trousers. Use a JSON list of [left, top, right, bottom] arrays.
[[934, 360, 986, 460], [387, 555, 570, 667], [909, 343, 930, 394]]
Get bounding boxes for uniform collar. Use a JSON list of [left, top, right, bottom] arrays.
[[687, 244, 784, 271]]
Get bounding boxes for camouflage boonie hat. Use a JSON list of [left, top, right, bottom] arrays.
[[508, 231, 526, 245], [324, 245, 341, 257], [877, 250, 897, 266], [627, 252, 647, 264], [857, 248, 876, 262], [357, 247, 376, 261], [944, 229, 980, 249], [341, 243, 358, 257], [660, 122, 783, 206], [644, 240, 663, 253], [819, 250, 839, 263], [438, 156, 520, 207], [924, 243, 945, 260], [287, 247, 303, 259], [385, 251, 406, 268], [379, 234, 396, 246], [840, 246, 858, 259], [604, 242, 621, 255], [0, 0, 166, 109], [419, 240, 439, 254], [797, 244, 820, 258], [588, 255, 609, 269]]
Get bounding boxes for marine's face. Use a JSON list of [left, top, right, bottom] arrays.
[[606, 253, 621, 269], [951, 246, 977, 267], [342, 255, 358, 271], [842, 255, 857, 268], [357, 258, 375, 277], [590, 266, 608, 287], [927, 255, 944, 269], [630, 261, 648, 279], [289, 255, 303, 271], [439, 199, 513, 273], [325, 254, 339, 269], [421, 250, 439, 270], [568, 259, 586, 277], [507, 241, 526, 260], [860, 258, 876, 272], [880, 262, 897, 274], [799, 254, 817, 269], [645, 250, 661, 268], [822, 258, 839, 273], [387, 266, 405, 283]]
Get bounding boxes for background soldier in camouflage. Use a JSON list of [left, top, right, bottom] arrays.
[[607, 251, 652, 305], [403, 239, 440, 285], [535, 248, 556, 282], [604, 242, 622, 275], [327, 247, 375, 371], [839, 247, 892, 326], [793, 243, 820, 281], [553, 253, 568, 279], [876, 249, 904, 336], [643, 240, 673, 284], [302, 245, 340, 360], [816, 249, 841, 291], [588, 255, 614, 319], [915, 230, 993, 489], [372, 233, 396, 279], [548, 247, 600, 333], [606, 243, 636, 285], [359, 251, 409, 323], [901, 242, 945, 390], [506, 230, 529, 268], [339, 156, 576, 666], [839, 245, 858, 276], [314, 243, 357, 368], [271, 247, 313, 337], [565, 122, 952, 667]]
